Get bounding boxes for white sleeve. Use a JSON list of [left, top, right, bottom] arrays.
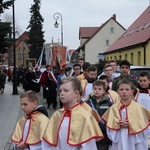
[[107, 128, 120, 143], [79, 139, 98, 150], [42, 139, 98, 150], [30, 143, 42, 150], [42, 140, 59, 150]]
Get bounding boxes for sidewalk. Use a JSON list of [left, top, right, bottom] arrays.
[[0, 83, 57, 150], [0, 83, 21, 150]]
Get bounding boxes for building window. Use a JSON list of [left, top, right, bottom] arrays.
[[119, 55, 122, 60], [131, 53, 134, 64], [138, 51, 141, 65], [110, 27, 114, 33], [18, 54, 21, 59], [105, 40, 109, 46], [98, 53, 105, 61], [144, 22, 150, 29], [125, 54, 127, 60], [24, 54, 26, 58]]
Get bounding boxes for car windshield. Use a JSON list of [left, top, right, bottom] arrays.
[[130, 68, 150, 78]]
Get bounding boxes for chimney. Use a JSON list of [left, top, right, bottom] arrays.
[[113, 14, 116, 20]]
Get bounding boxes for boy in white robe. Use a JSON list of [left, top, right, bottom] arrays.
[[11, 90, 49, 150], [135, 72, 150, 149], [99, 75, 120, 103], [135, 72, 150, 110], [102, 79, 150, 150], [42, 77, 104, 150]]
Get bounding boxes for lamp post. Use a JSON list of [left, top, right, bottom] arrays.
[[53, 12, 63, 46], [23, 45, 25, 66], [12, 1, 18, 95], [23, 48, 24, 66]]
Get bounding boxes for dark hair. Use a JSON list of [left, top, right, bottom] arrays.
[[93, 80, 106, 90], [65, 65, 72, 72], [82, 62, 91, 71], [20, 90, 39, 103], [60, 77, 83, 96], [139, 72, 150, 80], [73, 63, 81, 69], [99, 75, 109, 82], [87, 65, 97, 72], [119, 60, 131, 68], [78, 58, 85, 61]]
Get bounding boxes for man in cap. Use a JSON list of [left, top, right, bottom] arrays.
[[40, 65, 57, 109]]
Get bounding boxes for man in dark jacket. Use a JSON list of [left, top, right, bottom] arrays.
[[112, 60, 138, 91]]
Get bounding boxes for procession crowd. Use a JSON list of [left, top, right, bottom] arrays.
[[1, 58, 150, 150]]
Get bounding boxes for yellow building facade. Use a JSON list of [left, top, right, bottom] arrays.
[[105, 41, 150, 66]]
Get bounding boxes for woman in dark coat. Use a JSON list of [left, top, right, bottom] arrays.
[[24, 67, 38, 92], [0, 67, 7, 93]]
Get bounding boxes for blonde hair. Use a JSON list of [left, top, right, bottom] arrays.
[[117, 79, 135, 90], [20, 90, 39, 103], [60, 77, 83, 96]]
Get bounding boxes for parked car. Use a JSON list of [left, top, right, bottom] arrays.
[[130, 66, 150, 78], [117, 65, 150, 78]]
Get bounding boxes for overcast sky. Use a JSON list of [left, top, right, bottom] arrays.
[[2, 0, 149, 50]]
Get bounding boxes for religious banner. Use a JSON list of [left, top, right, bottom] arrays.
[[52, 46, 67, 69], [45, 44, 52, 65]]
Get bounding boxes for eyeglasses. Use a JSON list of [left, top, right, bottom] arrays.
[[74, 68, 80, 70], [105, 69, 112, 72]]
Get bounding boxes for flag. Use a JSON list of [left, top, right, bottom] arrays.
[[45, 44, 52, 65], [35, 46, 44, 68]]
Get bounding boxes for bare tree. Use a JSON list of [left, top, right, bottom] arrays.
[[2, 13, 22, 38]]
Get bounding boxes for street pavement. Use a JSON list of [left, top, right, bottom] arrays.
[[0, 83, 57, 150], [0, 83, 21, 150]]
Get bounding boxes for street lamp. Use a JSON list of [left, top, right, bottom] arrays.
[[12, 1, 18, 95], [23, 46, 25, 66], [23, 48, 24, 66], [53, 12, 63, 46]]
